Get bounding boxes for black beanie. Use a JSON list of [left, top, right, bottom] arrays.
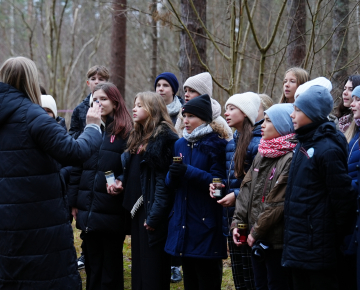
[[182, 94, 212, 123]]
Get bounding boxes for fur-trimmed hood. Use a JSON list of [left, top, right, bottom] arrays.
[[143, 124, 179, 171], [196, 132, 228, 162]]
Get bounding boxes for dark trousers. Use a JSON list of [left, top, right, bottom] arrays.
[[171, 255, 182, 267], [251, 249, 289, 290], [131, 205, 170, 290], [83, 231, 125, 290], [228, 236, 255, 290], [291, 267, 339, 290], [182, 257, 223, 290]]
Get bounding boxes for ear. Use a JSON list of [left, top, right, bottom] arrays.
[[86, 80, 90, 87]]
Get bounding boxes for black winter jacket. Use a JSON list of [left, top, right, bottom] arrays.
[[0, 82, 102, 289], [120, 125, 178, 247], [67, 118, 130, 234], [69, 94, 91, 139], [282, 121, 356, 270]]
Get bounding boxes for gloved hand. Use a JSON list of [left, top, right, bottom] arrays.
[[169, 163, 188, 178]]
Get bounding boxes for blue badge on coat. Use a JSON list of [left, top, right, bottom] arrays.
[[307, 147, 314, 158]]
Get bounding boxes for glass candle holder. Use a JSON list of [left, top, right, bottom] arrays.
[[238, 223, 248, 243], [212, 178, 223, 198], [173, 157, 183, 164], [105, 170, 115, 186]]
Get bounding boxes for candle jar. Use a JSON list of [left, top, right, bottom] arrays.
[[105, 170, 115, 186], [173, 157, 183, 164], [212, 178, 223, 198], [238, 223, 248, 243]]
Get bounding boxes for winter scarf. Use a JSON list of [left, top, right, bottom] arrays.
[[183, 124, 213, 142], [355, 118, 360, 127], [167, 95, 182, 117], [339, 114, 352, 133], [258, 133, 296, 158]]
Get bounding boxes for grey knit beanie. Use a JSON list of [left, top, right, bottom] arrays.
[[264, 104, 294, 136], [183, 72, 213, 98], [224, 92, 260, 125], [294, 85, 333, 123]]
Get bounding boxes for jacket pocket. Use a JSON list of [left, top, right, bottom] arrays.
[[307, 215, 313, 250]]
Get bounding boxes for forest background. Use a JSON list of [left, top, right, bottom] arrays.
[[0, 0, 359, 127]]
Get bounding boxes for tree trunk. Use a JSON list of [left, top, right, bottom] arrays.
[[178, 0, 206, 97], [332, 0, 349, 95], [111, 0, 127, 99], [286, 0, 306, 67], [150, 3, 158, 89]]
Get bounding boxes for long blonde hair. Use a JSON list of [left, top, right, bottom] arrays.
[[126, 92, 176, 154], [0, 57, 41, 105], [345, 120, 358, 143], [279, 67, 309, 104]]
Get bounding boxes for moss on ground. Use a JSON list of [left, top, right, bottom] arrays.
[[72, 223, 235, 289]]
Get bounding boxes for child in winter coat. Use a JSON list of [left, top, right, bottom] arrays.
[[231, 104, 296, 290], [282, 85, 356, 290], [165, 94, 228, 290], [175, 72, 232, 140], [68, 83, 133, 290], [108, 91, 178, 290], [209, 92, 262, 290]]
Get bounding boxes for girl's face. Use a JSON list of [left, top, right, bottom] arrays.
[[343, 80, 354, 108], [184, 87, 200, 103], [350, 95, 360, 119], [93, 89, 115, 118], [290, 106, 312, 130], [283, 71, 298, 103], [87, 74, 107, 93], [156, 79, 173, 105], [44, 108, 55, 119], [183, 112, 205, 134], [224, 104, 246, 131], [261, 115, 281, 140], [132, 98, 149, 126]]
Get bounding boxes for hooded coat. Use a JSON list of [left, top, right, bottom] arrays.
[[0, 82, 102, 289], [282, 121, 356, 270]]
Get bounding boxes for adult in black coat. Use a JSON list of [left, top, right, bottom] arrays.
[[0, 57, 102, 290], [67, 83, 133, 290]]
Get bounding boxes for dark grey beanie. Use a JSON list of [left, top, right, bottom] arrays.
[[293, 85, 333, 123]]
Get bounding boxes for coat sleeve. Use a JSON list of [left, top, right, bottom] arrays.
[[66, 166, 83, 208], [27, 106, 102, 166], [230, 166, 253, 232], [322, 147, 357, 241], [251, 158, 292, 240], [146, 169, 174, 229]]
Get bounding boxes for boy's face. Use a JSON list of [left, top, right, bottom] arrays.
[[87, 74, 107, 93], [290, 106, 312, 130], [183, 112, 205, 134], [156, 79, 174, 105]]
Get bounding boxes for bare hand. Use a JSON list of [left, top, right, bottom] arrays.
[[86, 101, 101, 126], [209, 183, 225, 198], [144, 222, 155, 231], [247, 233, 256, 247], [106, 179, 123, 195], [72, 207, 78, 221], [217, 192, 236, 207], [233, 228, 244, 246]]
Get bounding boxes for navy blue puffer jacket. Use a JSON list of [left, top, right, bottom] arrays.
[[348, 128, 360, 191], [221, 121, 262, 236], [0, 82, 102, 289], [67, 117, 130, 234], [282, 121, 356, 270]]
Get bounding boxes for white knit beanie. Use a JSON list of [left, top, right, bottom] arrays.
[[225, 92, 260, 125], [294, 77, 332, 100], [183, 72, 213, 98], [41, 95, 57, 118]]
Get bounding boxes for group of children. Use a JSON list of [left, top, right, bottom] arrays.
[[38, 65, 360, 290]]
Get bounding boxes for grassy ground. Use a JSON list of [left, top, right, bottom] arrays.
[[72, 222, 235, 289]]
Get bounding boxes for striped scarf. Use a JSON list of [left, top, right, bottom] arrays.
[[258, 133, 296, 158]]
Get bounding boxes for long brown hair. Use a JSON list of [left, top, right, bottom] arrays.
[[0, 56, 41, 105], [279, 67, 309, 104], [93, 82, 133, 138], [234, 117, 254, 178], [126, 92, 176, 154], [335, 75, 360, 118]]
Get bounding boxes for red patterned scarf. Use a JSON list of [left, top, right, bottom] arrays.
[[258, 133, 296, 158]]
